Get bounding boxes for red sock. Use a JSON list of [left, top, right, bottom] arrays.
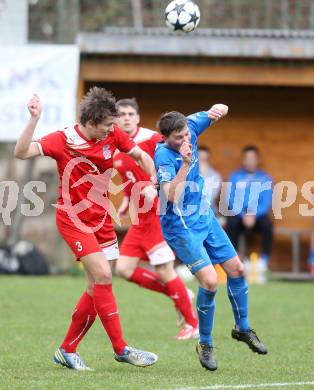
[[129, 267, 168, 294], [61, 291, 97, 353], [166, 277, 198, 327], [93, 284, 127, 355]]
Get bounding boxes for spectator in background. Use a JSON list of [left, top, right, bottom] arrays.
[[198, 146, 222, 215], [226, 145, 273, 268]]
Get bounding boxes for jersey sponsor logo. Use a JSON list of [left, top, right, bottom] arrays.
[[103, 145, 112, 160]]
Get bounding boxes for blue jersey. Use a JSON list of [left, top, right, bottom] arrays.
[[227, 169, 273, 217], [154, 111, 212, 234]]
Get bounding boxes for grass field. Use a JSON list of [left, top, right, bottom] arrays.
[[0, 276, 314, 390]]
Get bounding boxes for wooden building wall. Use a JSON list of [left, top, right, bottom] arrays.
[[81, 58, 314, 271]]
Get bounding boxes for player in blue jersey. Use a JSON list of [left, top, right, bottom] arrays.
[[154, 105, 268, 371]]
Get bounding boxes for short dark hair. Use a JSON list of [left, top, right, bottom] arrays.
[[116, 98, 139, 113], [79, 86, 118, 126], [198, 145, 211, 154], [157, 111, 187, 137], [242, 145, 259, 155]]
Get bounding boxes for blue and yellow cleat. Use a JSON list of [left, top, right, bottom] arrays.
[[114, 346, 158, 367], [53, 348, 94, 371]]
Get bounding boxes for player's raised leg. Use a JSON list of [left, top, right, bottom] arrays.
[[116, 222, 198, 337], [154, 261, 198, 339], [221, 256, 268, 355], [116, 255, 168, 294]]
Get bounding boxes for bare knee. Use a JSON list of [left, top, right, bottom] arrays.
[[93, 268, 112, 284], [81, 253, 113, 285], [200, 275, 217, 291], [234, 261, 245, 277], [196, 266, 218, 291], [155, 262, 176, 283], [225, 257, 245, 278], [221, 255, 246, 278], [115, 257, 137, 280]]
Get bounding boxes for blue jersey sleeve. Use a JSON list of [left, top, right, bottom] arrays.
[[154, 148, 176, 184], [187, 111, 212, 137]]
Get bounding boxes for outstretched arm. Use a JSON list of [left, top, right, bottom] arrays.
[[128, 146, 157, 185], [14, 94, 42, 159], [187, 104, 229, 137]]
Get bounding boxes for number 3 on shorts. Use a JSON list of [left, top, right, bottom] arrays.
[[75, 241, 83, 252]]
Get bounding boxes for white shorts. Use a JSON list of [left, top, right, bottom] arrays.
[[102, 242, 120, 261], [147, 243, 176, 266]]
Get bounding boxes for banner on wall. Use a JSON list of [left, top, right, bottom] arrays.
[[0, 45, 80, 142]]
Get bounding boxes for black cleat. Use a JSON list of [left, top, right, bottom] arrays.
[[231, 326, 268, 355], [196, 342, 217, 371]]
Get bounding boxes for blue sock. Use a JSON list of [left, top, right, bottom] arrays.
[[227, 276, 250, 332], [308, 251, 314, 265], [196, 286, 216, 347]]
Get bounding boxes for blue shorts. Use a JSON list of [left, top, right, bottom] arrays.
[[163, 209, 237, 274]]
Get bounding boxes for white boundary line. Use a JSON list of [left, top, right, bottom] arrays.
[[173, 381, 314, 390]]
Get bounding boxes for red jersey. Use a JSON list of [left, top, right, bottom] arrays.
[[113, 127, 162, 225], [36, 124, 135, 222]]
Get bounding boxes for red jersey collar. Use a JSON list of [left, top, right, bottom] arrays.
[[131, 126, 140, 139]]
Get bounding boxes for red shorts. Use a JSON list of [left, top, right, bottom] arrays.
[[56, 210, 118, 260], [120, 214, 175, 265]]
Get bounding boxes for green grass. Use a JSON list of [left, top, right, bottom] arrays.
[[0, 277, 313, 390]]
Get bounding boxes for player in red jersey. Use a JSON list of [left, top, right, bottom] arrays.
[[14, 88, 158, 370], [113, 98, 198, 340]]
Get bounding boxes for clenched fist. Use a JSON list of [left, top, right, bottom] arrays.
[[208, 104, 228, 122], [179, 141, 192, 165], [27, 94, 42, 119]]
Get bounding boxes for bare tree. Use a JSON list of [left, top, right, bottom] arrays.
[[131, 0, 143, 29], [310, 0, 314, 29], [281, 0, 289, 29], [56, 0, 80, 43]]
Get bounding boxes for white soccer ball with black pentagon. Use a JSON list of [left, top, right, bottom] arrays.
[[165, 0, 200, 33]]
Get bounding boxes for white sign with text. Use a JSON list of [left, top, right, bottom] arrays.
[[0, 44, 79, 142]]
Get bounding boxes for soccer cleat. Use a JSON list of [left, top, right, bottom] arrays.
[[114, 346, 158, 367], [196, 342, 217, 371], [231, 326, 268, 354], [53, 348, 94, 371], [176, 324, 199, 340], [176, 288, 195, 327]]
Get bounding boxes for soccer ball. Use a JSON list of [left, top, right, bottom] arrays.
[[165, 0, 200, 33]]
